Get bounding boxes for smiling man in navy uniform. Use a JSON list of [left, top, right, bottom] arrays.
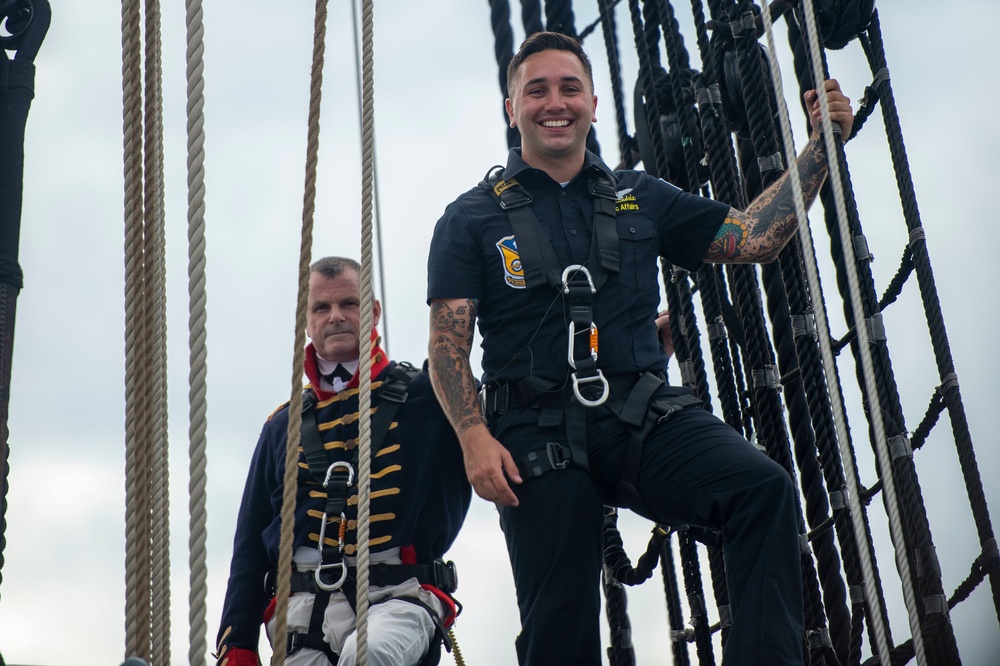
[[426, 32, 853, 666]]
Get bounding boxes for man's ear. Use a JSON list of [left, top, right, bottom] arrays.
[[373, 299, 382, 329], [505, 97, 516, 128]]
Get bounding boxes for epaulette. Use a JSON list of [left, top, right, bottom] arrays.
[[266, 399, 291, 422]]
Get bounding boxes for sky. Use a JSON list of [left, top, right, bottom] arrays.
[[2, 1, 999, 665]]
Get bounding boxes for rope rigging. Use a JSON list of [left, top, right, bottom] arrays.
[[1, 1, 996, 665], [0, 8, 49, 666]]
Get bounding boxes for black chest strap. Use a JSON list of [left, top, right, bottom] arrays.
[[300, 361, 421, 582], [289, 361, 424, 663], [480, 165, 621, 291]]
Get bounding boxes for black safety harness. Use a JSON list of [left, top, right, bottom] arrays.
[[276, 361, 458, 664], [477, 166, 704, 510]]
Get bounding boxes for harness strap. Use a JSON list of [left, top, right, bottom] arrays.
[[284, 560, 459, 596], [285, 587, 338, 663], [587, 175, 621, 289], [479, 164, 621, 291], [394, 596, 454, 655], [615, 390, 705, 511], [290, 361, 422, 660], [481, 166, 562, 290]]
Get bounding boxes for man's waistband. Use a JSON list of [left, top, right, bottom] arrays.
[[270, 559, 459, 596], [480, 371, 666, 420]]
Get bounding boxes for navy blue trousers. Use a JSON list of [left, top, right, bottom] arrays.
[[492, 389, 804, 665]]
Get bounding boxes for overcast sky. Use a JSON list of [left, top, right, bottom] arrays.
[[2, 1, 998, 665]]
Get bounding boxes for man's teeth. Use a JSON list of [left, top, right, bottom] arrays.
[[542, 119, 570, 127]]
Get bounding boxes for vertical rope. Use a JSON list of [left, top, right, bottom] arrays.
[[142, 0, 171, 662], [349, 0, 390, 353], [799, 0, 924, 662], [862, 11, 1000, 627], [121, 0, 151, 659], [755, 7, 894, 662], [272, 1, 327, 663], [185, 0, 210, 661], [597, 0, 633, 164], [353, 0, 377, 660], [487, 0, 520, 148]]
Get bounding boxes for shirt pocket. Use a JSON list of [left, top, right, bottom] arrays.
[[616, 217, 660, 291]]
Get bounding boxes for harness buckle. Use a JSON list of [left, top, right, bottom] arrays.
[[654, 401, 678, 423], [287, 631, 306, 655], [433, 559, 459, 593], [323, 460, 355, 489], [561, 264, 596, 294], [546, 441, 570, 470], [479, 383, 508, 419], [572, 370, 609, 407]]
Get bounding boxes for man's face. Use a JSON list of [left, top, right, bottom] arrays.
[[306, 269, 381, 363], [505, 49, 597, 169]]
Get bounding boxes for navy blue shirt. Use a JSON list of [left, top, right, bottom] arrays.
[[427, 149, 728, 385]]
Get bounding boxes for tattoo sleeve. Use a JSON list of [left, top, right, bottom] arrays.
[[428, 298, 484, 435], [705, 135, 829, 264]]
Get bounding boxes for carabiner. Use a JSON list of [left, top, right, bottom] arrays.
[[314, 560, 349, 592], [567, 321, 599, 370], [572, 371, 609, 407]]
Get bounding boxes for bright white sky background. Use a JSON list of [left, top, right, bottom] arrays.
[[2, 1, 998, 664]]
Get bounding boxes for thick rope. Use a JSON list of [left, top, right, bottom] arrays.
[[487, 0, 519, 148], [353, 0, 377, 659], [754, 4, 891, 662], [861, 12, 1000, 626], [801, 0, 924, 661], [272, 1, 327, 663], [185, 0, 210, 661], [544, 0, 578, 37], [659, 534, 691, 666], [349, 0, 390, 353], [597, 0, 633, 164], [121, 0, 152, 659], [142, 1, 172, 662], [521, 0, 543, 35]]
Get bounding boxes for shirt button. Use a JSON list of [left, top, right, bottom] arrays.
[[560, 190, 567, 197], [629, 226, 636, 233], [570, 229, 578, 235]]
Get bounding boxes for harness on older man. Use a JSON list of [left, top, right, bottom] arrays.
[[477, 166, 703, 510], [277, 361, 458, 665]]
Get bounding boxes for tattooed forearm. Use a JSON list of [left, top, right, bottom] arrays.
[[706, 136, 829, 264], [428, 299, 484, 435]]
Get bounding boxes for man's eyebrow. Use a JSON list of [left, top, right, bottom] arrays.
[[522, 75, 584, 88]]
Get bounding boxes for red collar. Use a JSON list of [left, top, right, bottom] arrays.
[[304, 328, 389, 401]]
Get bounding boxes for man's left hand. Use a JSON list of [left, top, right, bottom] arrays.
[[805, 79, 854, 140]]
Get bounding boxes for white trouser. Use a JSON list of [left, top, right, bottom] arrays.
[[265, 547, 446, 666]]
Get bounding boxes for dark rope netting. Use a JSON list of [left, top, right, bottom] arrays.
[[483, 1, 998, 663], [0, 0, 51, 620]]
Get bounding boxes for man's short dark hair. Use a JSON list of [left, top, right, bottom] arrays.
[[506, 31, 594, 97], [310, 256, 360, 279]]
